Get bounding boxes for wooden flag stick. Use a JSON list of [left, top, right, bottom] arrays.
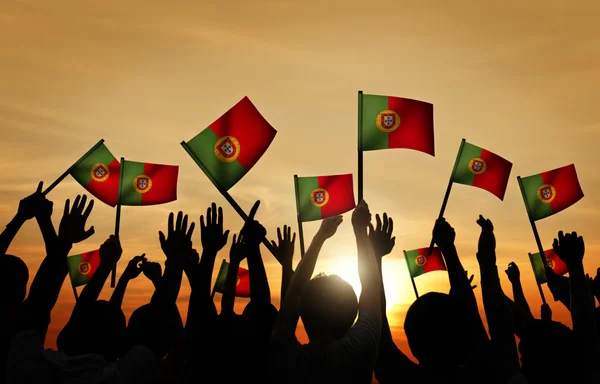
[[427, 138, 466, 255], [528, 253, 548, 305], [404, 250, 419, 299], [111, 157, 126, 288], [357, 90, 364, 202], [518, 176, 548, 304], [293, 175, 306, 257], [181, 141, 277, 257], [43, 139, 106, 196]]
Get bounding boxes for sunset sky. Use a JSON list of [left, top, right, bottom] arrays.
[[1, 0, 599, 361]]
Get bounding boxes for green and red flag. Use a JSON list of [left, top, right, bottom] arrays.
[[404, 247, 447, 278], [119, 160, 178, 206], [69, 141, 120, 207], [295, 174, 356, 222], [67, 249, 101, 287], [359, 93, 434, 156], [213, 259, 250, 297], [519, 164, 584, 221], [451, 141, 513, 200], [182, 96, 277, 191], [529, 249, 568, 285]]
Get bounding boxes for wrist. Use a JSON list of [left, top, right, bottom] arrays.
[[566, 261, 584, 275], [8, 214, 25, 227]]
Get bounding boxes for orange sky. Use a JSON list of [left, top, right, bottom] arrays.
[[1, 0, 600, 361]]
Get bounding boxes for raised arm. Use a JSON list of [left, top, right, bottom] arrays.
[[270, 225, 297, 304], [0, 182, 46, 256], [23, 195, 95, 337], [142, 260, 163, 290], [272, 215, 343, 332], [151, 211, 194, 307], [476, 215, 519, 381], [221, 233, 246, 315], [504, 262, 533, 318], [242, 201, 271, 306], [553, 231, 597, 373], [110, 254, 146, 309]]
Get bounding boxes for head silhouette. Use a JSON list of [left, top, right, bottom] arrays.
[[404, 292, 469, 368], [298, 273, 358, 342], [127, 303, 180, 359], [0, 255, 28, 305], [519, 320, 580, 383], [57, 300, 126, 362]]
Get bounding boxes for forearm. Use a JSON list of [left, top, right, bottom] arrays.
[[356, 228, 381, 312], [480, 262, 520, 376], [221, 259, 240, 314], [151, 261, 183, 307], [79, 262, 113, 304], [0, 214, 25, 255], [110, 275, 131, 308], [247, 246, 271, 304], [280, 266, 294, 304], [274, 234, 325, 329], [35, 215, 58, 256], [195, 250, 217, 295], [568, 262, 597, 352], [511, 281, 533, 318]]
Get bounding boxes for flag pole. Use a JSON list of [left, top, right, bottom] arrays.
[[293, 175, 306, 257], [43, 139, 106, 196], [518, 176, 548, 304], [427, 138, 466, 255], [181, 141, 277, 257], [357, 90, 364, 202], [211, 258, 227, 300], [528, 252, 548, 305], [112, 157, 125, 288], [403, 250, 419, 299]]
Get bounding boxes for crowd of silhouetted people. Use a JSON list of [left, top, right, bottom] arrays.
[[1, 183, 599, 383]]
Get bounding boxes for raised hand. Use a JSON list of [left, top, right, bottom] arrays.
[[317, 215, 343, 239], [200, 202, 229, 253], [230, 233, 247, 264], [184, 248, 200, 272], [16, 181, 47, 220], [476, 215, 496, 267], [505, 262, 520, 284], [159, 211, 195, 268], [351, 200, 371, 229], [241, 200, 267, 247], [432, 217, 456, 251], [123, 254, 147, 280], [368, 213, 395, 258], [541, 303, 552, 321], [142, 260, 163, 285], [465, 270, 477, 289], [552, 231, 585, 267], [58, 195, 95, 244], [271, 225, 296, 267], [99, 235, 123, 266]]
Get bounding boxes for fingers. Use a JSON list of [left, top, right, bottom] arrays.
[[291, 232, 297, 245], [187, 221, 196, 240], [78, 195, 88, 214], [249, 200, 260, 220], [72, 195, 82, 214], [238, 232, 243, 244], [558, 230, 564, 244], [368, 223, 375, 236], [388, 217, 394, 235], [375, 214, 382, 232], [36, 181, 43, 193], [223, 230, 230, 243], [176, 211, 183, 232], [277, 227, 283, 243], [270, 240, 276, 249], [206, 206, 211, 224], [200, 215, 206, 230], [391, 237, 396, 248], [63, 199, 70, 217], [82, 226, 95, 241], [217, 206, 223, 227], [181, 214, 188, 234], [211, 202, 217, 225], [168, 212, 174, 237], [82, 199, 94, 221], [382, 213, 388, 232], [159, 231, 166, 247]]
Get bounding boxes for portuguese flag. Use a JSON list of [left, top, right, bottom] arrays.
[[119, 160, 178, 206], [359, 93, 434, 156], [67, 249, 101, 287], [519, 164, 584, 221], [182, 96, 277, 191], [404, 247, 447, 278], [213, 259, 250, 297], [69, 141, 120, 207], [529, 249, 568, 285], [295, 174, 356, 222], [451, 141, 512, 200]]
